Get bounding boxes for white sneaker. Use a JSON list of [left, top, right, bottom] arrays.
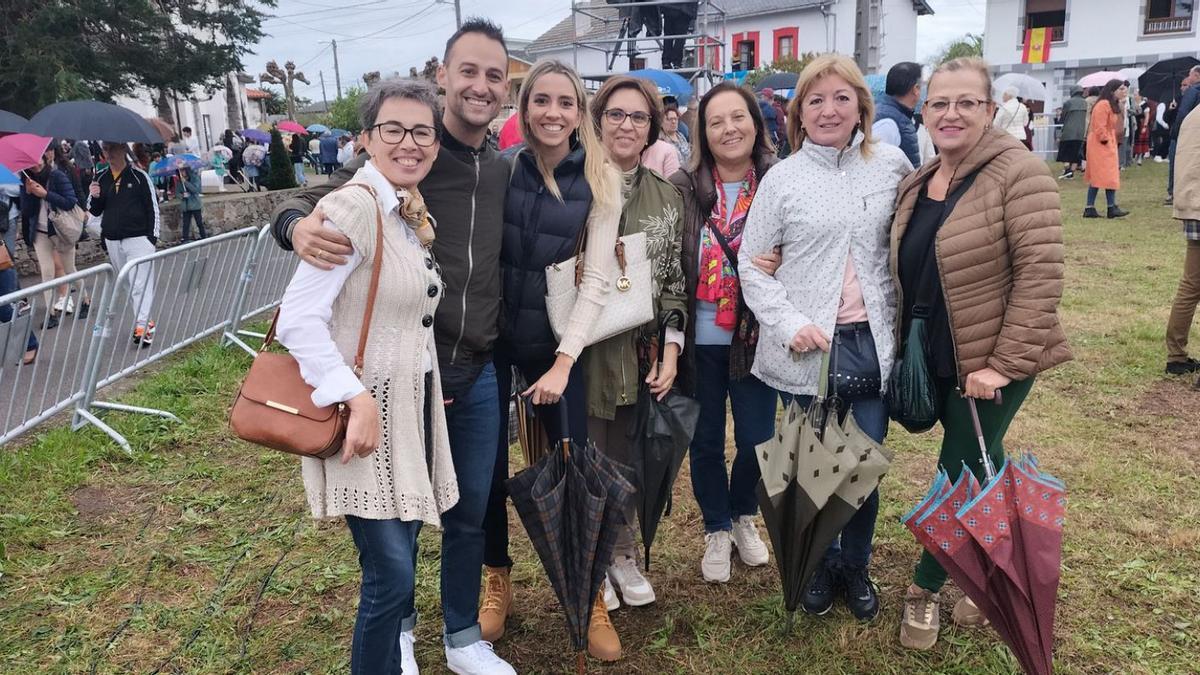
[[607, 554, 655, 606], [399, 630, 418, 674], [731, 516, 770, 567], [602, 576, 620, 611], [445, 640, 516, 675], [53, 295, 74, 314], [701, 530, 732, 583]]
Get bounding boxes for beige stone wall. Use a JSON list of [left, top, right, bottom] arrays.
[[9, 188, 304, 277]]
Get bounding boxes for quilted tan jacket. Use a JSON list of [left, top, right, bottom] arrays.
[[889, 129, 1072, 382]]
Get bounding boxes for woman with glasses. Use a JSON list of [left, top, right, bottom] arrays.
[[274, 79, 461, 675], [484, 59, 623, 661], [889, 57, 1071, 651], [580, 75, 687, 632], [739, 54, 913, 623]]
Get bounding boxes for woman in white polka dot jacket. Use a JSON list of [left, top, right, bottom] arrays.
[[738, 54, 913, 623]]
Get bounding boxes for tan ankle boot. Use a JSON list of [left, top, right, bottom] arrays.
[[587, 591, 621, 661], [479, 565, 513, 642]]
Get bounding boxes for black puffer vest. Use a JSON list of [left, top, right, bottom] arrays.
[[499, 144, 593, 363]]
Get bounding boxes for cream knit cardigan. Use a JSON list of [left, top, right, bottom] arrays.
[[299, 180, 459, 525]]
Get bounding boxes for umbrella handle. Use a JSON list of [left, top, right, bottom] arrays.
[[558, 394, 572, 458], [964, 391, 1003, 483]]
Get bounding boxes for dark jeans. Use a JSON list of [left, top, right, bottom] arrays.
[[484, 350, 589, 568], [912, 376, 1035, 592], [181, 209, 207, 241], [780, 324, 887, 571], [440, 362, 500, 647], [344, 515, 421, 675], [1169, 139, 1179, 196], [322, 162, 340, 175], [688, 344, 777, 533], [0, 263, 38, 353], [1086, 187, 1117, 208]]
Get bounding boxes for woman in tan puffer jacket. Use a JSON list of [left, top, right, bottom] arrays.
[[888, 57, 1072, 652]]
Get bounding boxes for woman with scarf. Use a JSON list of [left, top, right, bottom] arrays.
[[739, 54, 913, 622], [581, 75, 687, 628], [669, 82, 779, 586]]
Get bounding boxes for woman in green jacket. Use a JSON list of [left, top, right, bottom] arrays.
[[583, 75, 688, 616]]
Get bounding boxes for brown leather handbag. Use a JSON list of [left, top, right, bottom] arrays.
[[229, 183, 385, 459]]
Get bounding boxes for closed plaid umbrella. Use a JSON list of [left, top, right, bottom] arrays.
[[507, 398, 635, 674], [631, 310, 700, 570], [905, 397, 1065, 675]]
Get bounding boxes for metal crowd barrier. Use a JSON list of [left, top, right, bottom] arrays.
[[223, 225, 300, 356], [0, 266, 116, 445], [72, 228, 260, 451]]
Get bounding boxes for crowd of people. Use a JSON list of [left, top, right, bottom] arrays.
[[236, 16, 1097, 675]]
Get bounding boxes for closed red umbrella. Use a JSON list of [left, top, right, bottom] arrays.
[[0, 133, 52, 173]]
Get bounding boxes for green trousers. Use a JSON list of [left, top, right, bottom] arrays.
[[912, 376, 1035, 593]]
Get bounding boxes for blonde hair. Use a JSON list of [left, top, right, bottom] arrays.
[[787, 54, 876, 157], [929, 57, 994, 103], [517, 60, 618, 210]]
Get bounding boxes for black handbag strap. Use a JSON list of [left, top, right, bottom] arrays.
[[705, 221, 740, 273], [912, 169, 981, 315]]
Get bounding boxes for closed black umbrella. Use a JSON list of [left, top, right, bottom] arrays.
[[26, 100, 163, 143], [1138, 56, 1200, 103], [0, 110, 27, 135], [507, 398, 635, 674], [630, 310, 700, 570]]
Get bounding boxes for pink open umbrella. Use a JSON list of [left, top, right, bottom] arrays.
[[1078, 71, 1124, 88], [0, 133, 52, 173], [277, 120, 307, 134]]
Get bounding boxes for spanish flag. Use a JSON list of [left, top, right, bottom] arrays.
[[1023, 27, 1051, 64]]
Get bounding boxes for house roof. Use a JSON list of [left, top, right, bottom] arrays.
[[528, 0, 833, 53], [244, 88, 272, 100]]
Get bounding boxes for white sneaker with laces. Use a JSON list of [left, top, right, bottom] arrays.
[[701, 530, 732, 583], [731, 515, 769, 566], [602, 576, 620, 611], [52, 295, 66, 313], [607, 554, 655, 606], [399, 630, 418, 675], [445, 640, 517, 675], [63, 296, 75, 315]]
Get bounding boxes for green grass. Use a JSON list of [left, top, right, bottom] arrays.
[[1, 163, 1198, 674]]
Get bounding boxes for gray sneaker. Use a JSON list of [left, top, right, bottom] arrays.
[[899, 585, 941, 650]]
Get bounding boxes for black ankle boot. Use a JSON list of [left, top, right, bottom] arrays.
[[1083, 207, 1101, 218], [1108, 205, 1129, 218]]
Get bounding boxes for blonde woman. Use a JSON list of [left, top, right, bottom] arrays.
[[482, 59, 624, 660], [739, 54, 912, 623]]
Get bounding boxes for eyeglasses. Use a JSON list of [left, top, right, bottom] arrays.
[[925, 98, 990, 114], [367, 122, 439, 147], [602, 108, 652, 128]]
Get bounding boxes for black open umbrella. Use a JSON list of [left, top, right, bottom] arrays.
[[507, 398, 635, 673], [1138, 56, 1200, 103], [630, 309, 700, 570], [26, 100, 163, 143], [0, 110, 27, 134], [755, 72, 799, 92]]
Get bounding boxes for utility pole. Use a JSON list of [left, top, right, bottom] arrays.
[[331, 39, 343, 100], [436, 0, 461, 28], [320, 70, 328, 110]]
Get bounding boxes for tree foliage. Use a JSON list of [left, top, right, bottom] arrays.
[[323, 86, 365, 133], [930, 34, 984, 66], [0, 0, 275, 117], [743, 53, 819, 90], [264, 128, 297, 191]]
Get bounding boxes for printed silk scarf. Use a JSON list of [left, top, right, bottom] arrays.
[[697, 166, 757, 330]]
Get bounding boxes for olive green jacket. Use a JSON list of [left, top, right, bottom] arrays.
[[583, 165, 688, 420]]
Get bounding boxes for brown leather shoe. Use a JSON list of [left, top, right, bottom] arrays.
[[587, 592, 621, 661], [479, 565, 512, 642]]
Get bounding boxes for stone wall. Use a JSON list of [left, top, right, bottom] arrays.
[[10, 188, 304, 277]]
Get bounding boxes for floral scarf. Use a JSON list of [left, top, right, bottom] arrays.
[[697, 165, 757, 330]]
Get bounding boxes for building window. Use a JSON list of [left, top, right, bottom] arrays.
[[1022, 0, 1067, 43], [1145, 0, 1193, 34], [630, 57, 647, 70], [777, 36, 794, 60], [736, 41, 756, 70]]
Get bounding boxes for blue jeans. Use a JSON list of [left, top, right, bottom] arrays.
[[440, 362, 500, 647], [1169, 139, 1178, 196], [779, 325, 888, 571], [0, 234, 38, 353], [485, 349, 589, 568], [688, 345, 777, 533], [293, 162, 305, 184], [344, 515, 421, 675], [1086, 186, 1117, 208]]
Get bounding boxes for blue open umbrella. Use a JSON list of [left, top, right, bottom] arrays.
[[306, 123, 329, 134], [240, 128, 270, 144], [0, 163, 19, 185], [0, 110, 27, 135], [329, 128, 351, 138], [627, 69, 693, 100]]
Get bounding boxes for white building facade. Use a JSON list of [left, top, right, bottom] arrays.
[[984, 0, 1199, 110], [527, 0, 932, 92]]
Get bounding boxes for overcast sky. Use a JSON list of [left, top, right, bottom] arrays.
[[245, 0, 987, 103]]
